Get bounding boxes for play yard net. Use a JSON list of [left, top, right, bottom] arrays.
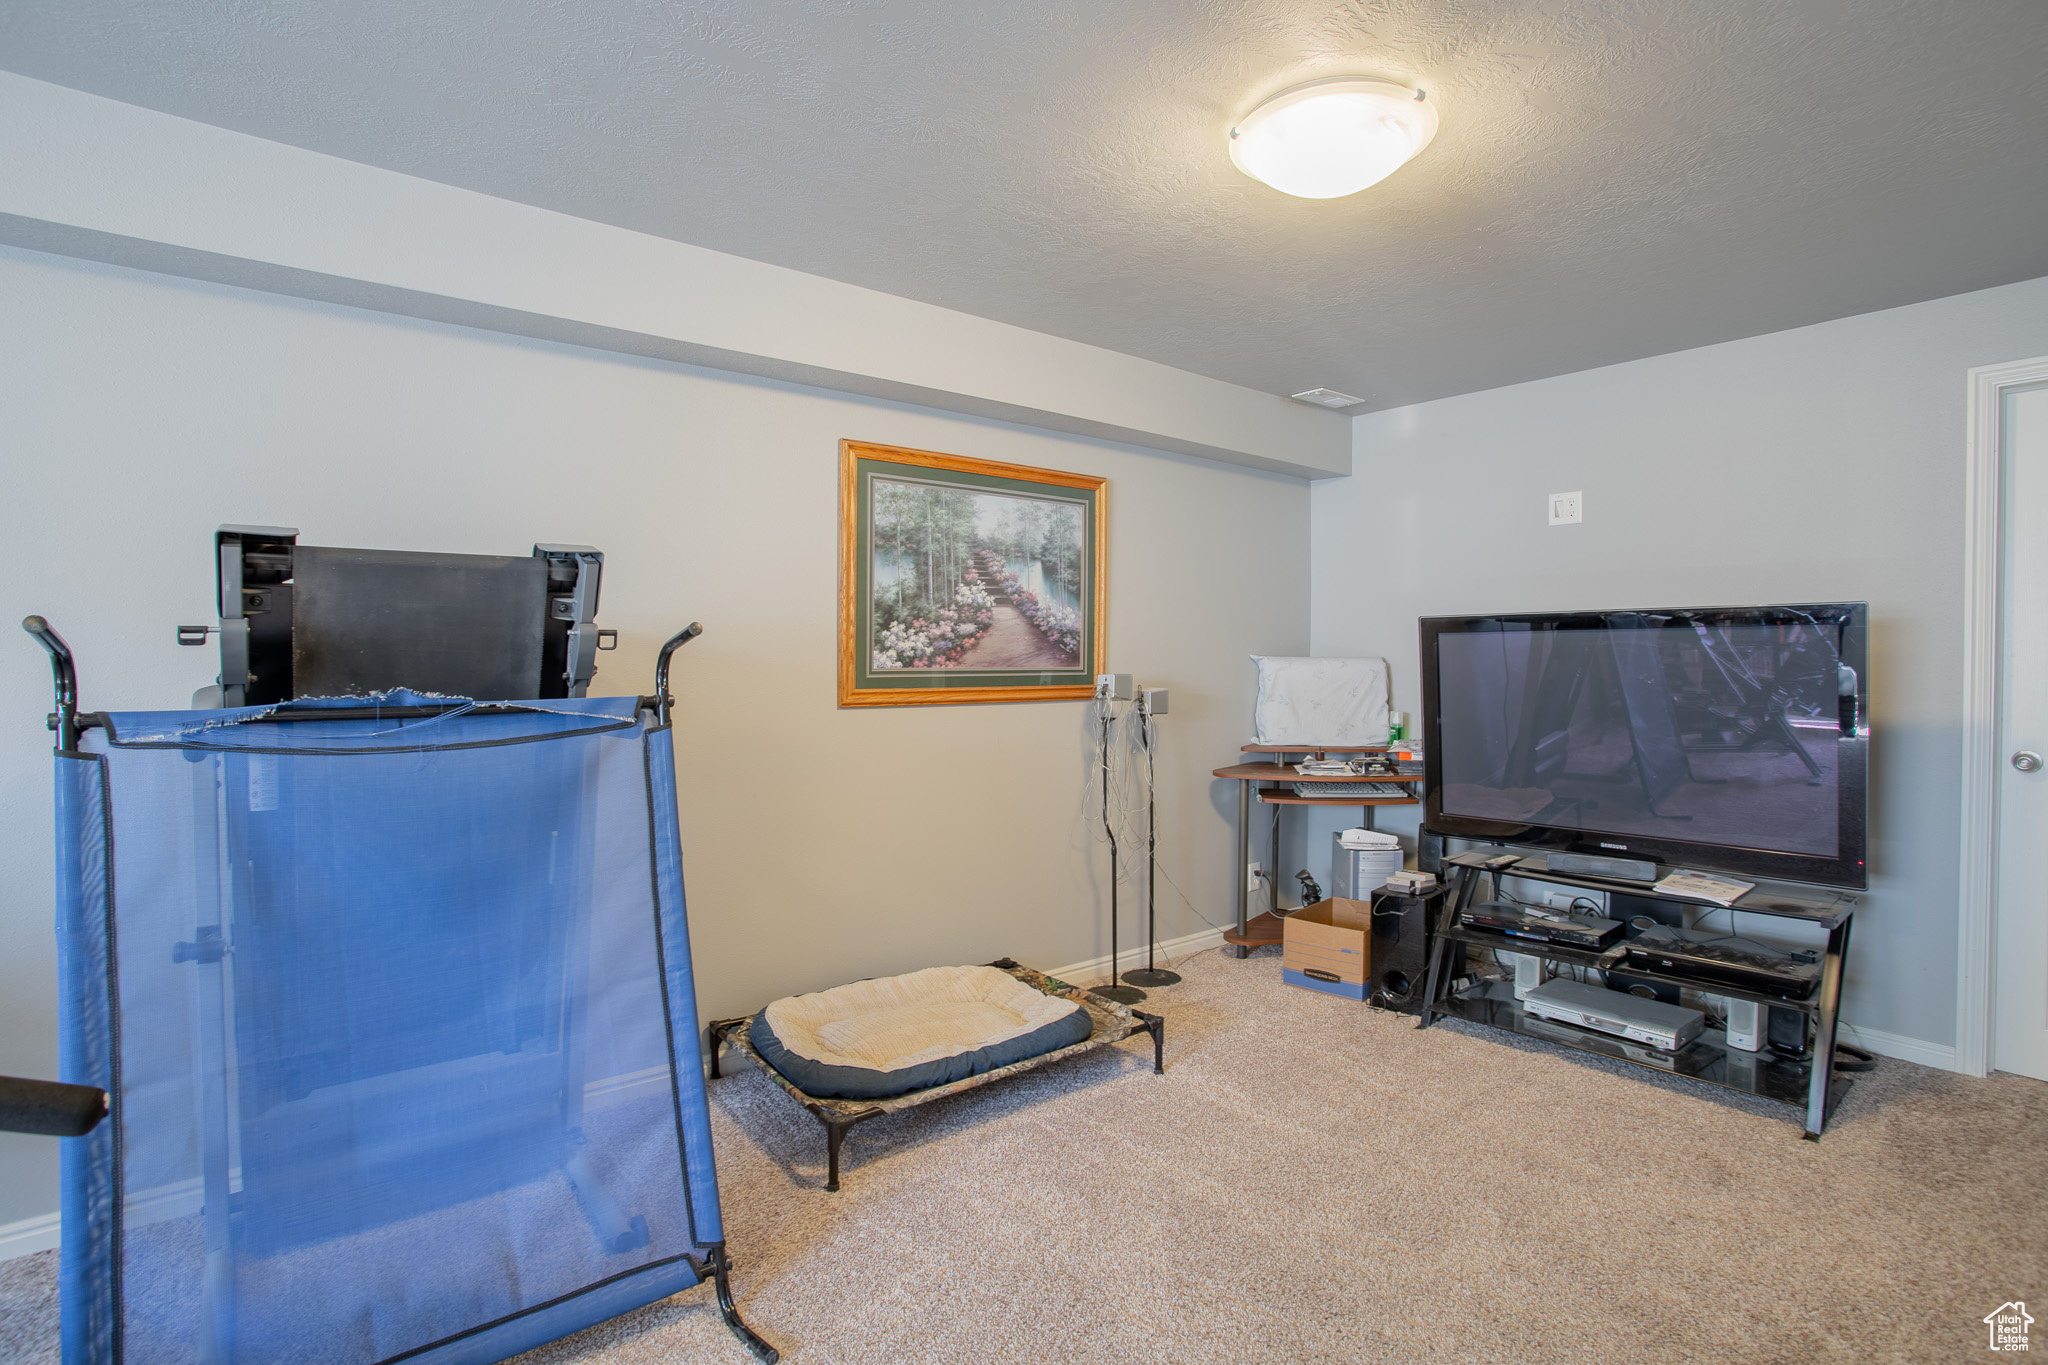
[[54, 694, 723, 1364]]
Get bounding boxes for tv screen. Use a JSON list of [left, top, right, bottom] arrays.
[[1420, 604, 1866, 889]]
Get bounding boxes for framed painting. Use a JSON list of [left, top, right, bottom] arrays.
[[839, 439, 1107, 706]]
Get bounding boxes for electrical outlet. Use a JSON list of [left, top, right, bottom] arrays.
[[1095, 673, 1134, 700], [1248, 861, 1262, 893], [1548, 490, 1584, 525], [1546, 890, 1577, 911]]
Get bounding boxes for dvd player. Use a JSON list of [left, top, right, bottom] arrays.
[[1623, 926, 1821, 1000], [1461, 900, 1624, 950], [1521, 978, 1705, 1051], [1520, 1013, 1682, 1071]]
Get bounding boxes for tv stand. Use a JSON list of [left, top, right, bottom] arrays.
[[1416, 849, 1858, 1139]]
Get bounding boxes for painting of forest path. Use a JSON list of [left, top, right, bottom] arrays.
[[952, 548, 1074, 667], [869, 481, 1084, 672]]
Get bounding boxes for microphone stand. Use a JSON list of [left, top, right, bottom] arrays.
[[1095, 699, 1145, 1005], [1122, 701, 1180, 988]]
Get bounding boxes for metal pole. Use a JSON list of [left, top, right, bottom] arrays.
[[1096, 701, 1144, 1004], [1233, 781, 1251, 954], [1124, 705, 1179, 988]]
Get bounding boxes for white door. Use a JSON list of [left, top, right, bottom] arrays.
[[1995, 381, 2048, 1081]]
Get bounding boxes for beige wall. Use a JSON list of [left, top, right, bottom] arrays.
[[0, 244, 1310, 1229]]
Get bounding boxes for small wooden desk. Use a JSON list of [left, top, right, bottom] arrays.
[[1212, 745, 1421, 956]]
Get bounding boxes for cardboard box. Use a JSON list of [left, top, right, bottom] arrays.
[[1281, 898, 1373, 1000]]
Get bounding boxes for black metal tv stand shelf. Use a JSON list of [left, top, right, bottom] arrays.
[[1416, 849, 1859, 1139]]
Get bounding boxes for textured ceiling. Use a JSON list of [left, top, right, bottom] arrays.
[[4, 0, 2046, 408]]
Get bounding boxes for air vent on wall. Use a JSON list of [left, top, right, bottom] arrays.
[[1290, 388, 1366, 410]]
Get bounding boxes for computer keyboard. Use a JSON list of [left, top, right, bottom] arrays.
[[1291, 781, 1413, 798]]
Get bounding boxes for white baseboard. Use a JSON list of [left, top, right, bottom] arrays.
[[0, 1210, 60, 1261], [1837, 1021, 1958, 1072], [1047, 924, 1228, 986], [0, 1172, 211, 1263]]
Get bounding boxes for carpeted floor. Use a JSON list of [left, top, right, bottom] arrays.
[[7, 944, 2045, 1363]]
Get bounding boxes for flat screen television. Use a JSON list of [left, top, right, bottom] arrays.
[[1419, 603, 1867, 889]]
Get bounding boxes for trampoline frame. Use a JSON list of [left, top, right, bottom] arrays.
[[709, 959, 1163, 1192]]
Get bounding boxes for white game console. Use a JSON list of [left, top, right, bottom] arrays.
[[1521, 978, 1705, 1052]]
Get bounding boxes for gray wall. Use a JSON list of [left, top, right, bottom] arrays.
[[1308, 273, 2048, 1060], [0, 244, 1309, 1230]]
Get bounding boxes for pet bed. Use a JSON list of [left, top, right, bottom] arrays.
[[710, 960, 1162, 1191]]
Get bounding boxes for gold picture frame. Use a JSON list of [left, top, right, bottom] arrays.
[[839, 439, 1107, 707]]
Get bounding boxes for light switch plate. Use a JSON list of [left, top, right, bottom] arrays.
[[1548, 490, 1584, 525]]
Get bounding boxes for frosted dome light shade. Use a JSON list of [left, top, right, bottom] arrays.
[[1229, 78, 1438, 199]]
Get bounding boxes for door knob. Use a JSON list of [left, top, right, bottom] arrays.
[[2015, 751, 2044, 773]]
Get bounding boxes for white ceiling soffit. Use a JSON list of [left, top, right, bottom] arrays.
[[0, 75, 1349, 479], [3, 0, 2047, 413]]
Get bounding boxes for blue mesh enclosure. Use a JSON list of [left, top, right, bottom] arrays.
[[53, 694, 730, 1364]]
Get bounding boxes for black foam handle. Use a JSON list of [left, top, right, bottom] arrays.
[[23, 615, 81, 749], [653, 622, 704, 724], [660, 621, 704, 657], [0, 1076, 108, 1137]]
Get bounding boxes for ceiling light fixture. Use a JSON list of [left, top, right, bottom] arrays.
[[1230, 77, 1438, 200]]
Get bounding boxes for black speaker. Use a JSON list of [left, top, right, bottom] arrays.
[[1417, 828, 1447, 876], [1603, 970, 1681, 1006], [1611, 891, 1684, 931], [1767, 1006, 1811, 1057], [1611, 904, 1685, 1010], [1367, 889, 1453, 1013]]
